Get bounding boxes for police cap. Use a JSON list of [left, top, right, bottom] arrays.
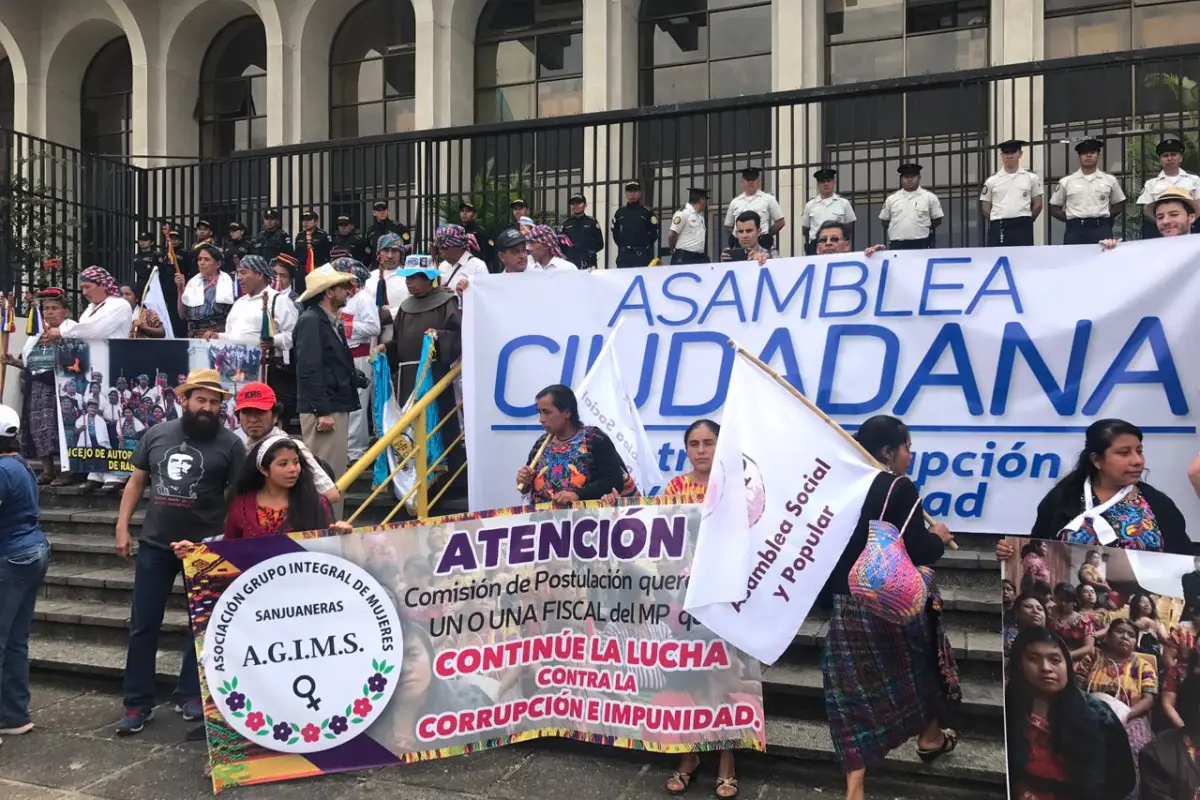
[[1074, 138, 1103, 154], [137, 231, 153, 241], [688, 187, 708, 200], [494, 228, 528, 251], [897, 163, 923, 176], [459, 201, 475, 212], [997, 139, 1027, 153], [263, 208, 281, 220], [813, 168, 837, 181], [228, 221, 245, 232], [569, 193, 587, 204], [510, 198, 528, 209], [336, 215, 352, 225], [624, 181, 641, 191], [1157, 137, 1184, 156], [301, 209, 318, 220], [372, 201, 388, 211], [196, 219, 212, 229], [741, 167, 761, 180]]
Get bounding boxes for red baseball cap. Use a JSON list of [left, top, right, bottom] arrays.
[[235, 382, 277, 412]]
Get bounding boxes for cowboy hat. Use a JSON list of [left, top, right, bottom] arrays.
[[299, 264, 355, 302], [175, 368, 232, 398], [1153, 186, 1198, 216]]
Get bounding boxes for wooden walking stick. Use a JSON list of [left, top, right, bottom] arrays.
[[0, 293, 12, 402], [259, 292, 271, 382]]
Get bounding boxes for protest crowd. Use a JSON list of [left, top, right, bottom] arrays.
[[0, 144, 1196, 800]]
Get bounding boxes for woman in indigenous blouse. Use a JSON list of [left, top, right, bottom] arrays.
[[176, 245, 235, 337], [1047, 582, 1095, 668], [515, 384, 623, 507], [1085, 617, 1159, 794], [663, 419, 719, 504]]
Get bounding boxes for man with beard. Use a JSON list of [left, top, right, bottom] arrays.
[[114, 369, 245, 736], [295, 266, 360, 517], [1100, 186, 1195, 249]]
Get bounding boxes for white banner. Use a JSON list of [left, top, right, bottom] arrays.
[[463, 239, 1200, 534], [684, 350, 878, 663]]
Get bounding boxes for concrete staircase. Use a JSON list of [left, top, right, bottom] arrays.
[[29, 482, 1006, 796]]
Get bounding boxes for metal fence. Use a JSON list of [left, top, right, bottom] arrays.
[[3, 42, 1198, 310]]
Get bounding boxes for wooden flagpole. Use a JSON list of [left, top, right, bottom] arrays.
[[728, 338, 957, 550], [0, 294, 10, 402]]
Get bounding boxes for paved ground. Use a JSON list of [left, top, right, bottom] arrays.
[[0, 678, 991, 800]]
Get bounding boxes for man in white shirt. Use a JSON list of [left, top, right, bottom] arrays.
[[331, 256, 382, 461], [42, 266, 133, 492], [980, 139, 1043, 247], [724, 167, 786, 253], [802, 168, 856, 256], [363, 232, 411, 348], [494, 229, 530, 273], [436, 224, 489, 294], [669, 188, 709, 265], [1049, 138, 1126, 245], [1136, 137, 1200, 240], [527, 225, 579, 272], [233, 382, 340, 503], [880, 163, 944, 249], [208, 253, 297, 354]]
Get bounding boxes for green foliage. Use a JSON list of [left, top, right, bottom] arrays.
[[1121, 73, 1199, 238], [432, 159, 559, 235], [0, 150, 81, 312]]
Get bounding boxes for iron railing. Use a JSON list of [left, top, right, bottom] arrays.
[[3, 43, 1198, 308]]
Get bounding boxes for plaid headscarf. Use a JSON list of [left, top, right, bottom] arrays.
[[331, 256, 371, 286], [377, 232, 405, 252], [528, 225, 570, 259], [435, 224, 479, 253], [238, 254, 272, 280], [80, 266, 120, 297]]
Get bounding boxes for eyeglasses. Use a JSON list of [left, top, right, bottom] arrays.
[[817, 237, 843, 244]]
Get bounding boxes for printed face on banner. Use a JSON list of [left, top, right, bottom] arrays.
[[206, 551, 402, 754], [1000, 538, 1197, 800]]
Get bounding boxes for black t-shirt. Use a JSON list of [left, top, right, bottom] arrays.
[[131, 419, 246, 547]]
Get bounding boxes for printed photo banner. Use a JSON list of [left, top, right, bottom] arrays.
[[54, 338, 261, 473], [183, 503, 765, 793], [1000, 539, 1200, 800]]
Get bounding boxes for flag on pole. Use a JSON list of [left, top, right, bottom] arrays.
[[142, 268, 176, 338], [25, 302, 41, 337], [682, 347, 878, 664], [167, 239, 180, 276], [0, 294, 14, 333], [575, 318, 663, 494]]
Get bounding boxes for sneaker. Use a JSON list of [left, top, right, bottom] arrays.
[[116, 708, 153, 736], [0, 721, 33, 735], [175, 699, 203, 721]]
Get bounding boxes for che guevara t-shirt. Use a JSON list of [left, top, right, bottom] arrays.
[[131, 419, 246, 548]]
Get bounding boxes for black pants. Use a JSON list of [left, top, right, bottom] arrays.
[[889, 237, 932, 250], [123, 544, 200, 711], [671, 249, 708, 265], [804, 241, 817, 256], [1063, 217, 1112, 246], [987, 217, 1034, 247], [616, 246, 654, 268]]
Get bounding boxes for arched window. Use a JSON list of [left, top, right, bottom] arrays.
[[199, 17, 267, 158], [0, 58, 12, 130], [474, 0, 583, 123], [81, 38, 132, 156], [330, 0, 417, 140], [639, 0, 772, 106]]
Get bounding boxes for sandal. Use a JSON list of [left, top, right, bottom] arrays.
[[714, 777, 738, 799], [916, 728, 959, 763], [36, 472, 54, 486], [49, 474, 77, 487], [666, 760, 700, 795]]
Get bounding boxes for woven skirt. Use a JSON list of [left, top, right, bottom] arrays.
[[24, 378, 61, 459], [821, 591, 961, 771]]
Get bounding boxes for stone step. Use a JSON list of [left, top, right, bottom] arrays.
[[26, 637, 1005, 790]]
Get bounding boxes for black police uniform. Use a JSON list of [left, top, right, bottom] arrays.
[[332, 222, 369, 264], [612, 185, 658, 268], [252, 212, 294, 266], [133, 240, 182, 336], [462, 221, 494, 273], [561, 205, 604, 270], [293, 223, 332, 295], [224, 224, 251, 271]]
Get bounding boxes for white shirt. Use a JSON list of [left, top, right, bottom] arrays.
[[59, 297, 134, 340], [1136, 169, 1200, 205], [1050, 170, 1126, 219], [980, 169, 1044, 220], [235, 425, 337, 496], [802, 194, 857, 241], [670, 203, 708, 253], [338, 290, 382, 349], [100, 398, 123, 424], [724, 191, 785, 232], [75, 413, 111, 447], [217, 287, 298, 355], [363, 267, 411, 345], [439, 252, 489, 295], [528, 256, 579, 272], [880, 187, 944, 241]]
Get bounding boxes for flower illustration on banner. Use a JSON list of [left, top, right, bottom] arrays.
[[329, 715, 348, 735], [368, 672, 388, 693], [245, 711, 265, 732], [226, 691, 246, 712], [272, 722, 292, 742], [353, 697, 373, 717], [301, 724, 321, 743]]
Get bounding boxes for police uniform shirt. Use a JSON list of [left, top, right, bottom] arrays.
[[802, 194, 856, 241], [724, 191, 784, 232], [1136, 170, 1200, 206], [1049, 170, 1126, 219], [980, 169, 1044, 220], [880, 187, 944, 241], [670, 203, 707, 253]]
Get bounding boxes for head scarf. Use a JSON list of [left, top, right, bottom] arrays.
[[377, 232, 404, 252], [435, 224, 479, 253], [80, 266, 120, 298], [331, 256, 370, 287], [528, 225, 568, 260], [239, 254, 272, 280]]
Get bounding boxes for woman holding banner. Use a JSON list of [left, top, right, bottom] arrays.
[[516, 385, 623, 507], [818, 415, 958, 800], [175, 245, 235, 337]]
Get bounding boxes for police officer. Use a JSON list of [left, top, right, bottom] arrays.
[[165, 227, 191, 276], [158, 220, 176, 251], [880, 163, 943, 250], [134, 231, 182, 336], [1136, 137, 1200, 239], [364, 200, 409, 262], [193, 219, 216, 251], [980, 139, 1043, 247], [457, 201, 494, 273], [224, 221, 251, 271], [611, 181, 658, 268], [669, 188, 708, 265], [802, 168, 855, 256], [293, 209, 332, 293], [1050, 138, 1126, 245], [560, 194, 604, 270], [724, 167, 786, 252], [332, 214, 368, 264], [251, 208, 294, 264], [510, 198, 529, 229]]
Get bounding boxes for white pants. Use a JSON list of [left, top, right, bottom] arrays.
[[347, 354, 373, 461]]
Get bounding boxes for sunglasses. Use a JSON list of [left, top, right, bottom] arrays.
[[817, 236, 843, 244]]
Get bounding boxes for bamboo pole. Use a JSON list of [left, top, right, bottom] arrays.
[[516, 435, 551, 495], [728, 339, 958, 550]]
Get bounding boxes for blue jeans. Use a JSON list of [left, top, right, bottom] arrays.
[[122, 543, 199, 712], [0, 540, 50, 727]]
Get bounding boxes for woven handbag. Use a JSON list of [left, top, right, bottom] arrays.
[[848, 476, 929, 624]]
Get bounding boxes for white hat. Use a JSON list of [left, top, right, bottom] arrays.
[[298, 265, 355, 303], [0, 404, 20, 438]]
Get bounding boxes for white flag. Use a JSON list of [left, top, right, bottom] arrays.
[[143, 267, 175, 338], [683, 350, 879, 664], [575, 319, 664, 494]]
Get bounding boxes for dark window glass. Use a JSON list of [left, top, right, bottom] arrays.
[[475, 0, 582, 122], [199, 17, 267, 159], [329, 0, 417, 140], [81, 37, 132, 157], [0, 59, 11, 131]]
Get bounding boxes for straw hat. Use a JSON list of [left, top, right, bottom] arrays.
[[299, 264, 355, 303], [175, 368, 232, 398], [1153, 186, 1197, 216]]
